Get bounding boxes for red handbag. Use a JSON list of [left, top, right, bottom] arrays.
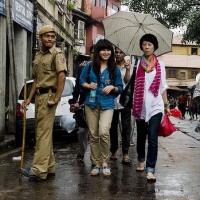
[[159, 114, 176, 137]]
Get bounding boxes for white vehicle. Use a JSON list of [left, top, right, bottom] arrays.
[[16, 77, 77, 145]]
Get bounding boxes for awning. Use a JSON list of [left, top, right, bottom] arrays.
[[167, 86, 189, 92]]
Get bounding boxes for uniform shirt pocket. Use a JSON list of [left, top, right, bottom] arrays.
[[42, 60, 56, 72]]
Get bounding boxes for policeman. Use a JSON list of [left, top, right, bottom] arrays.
[[18, 25, 67, 181]]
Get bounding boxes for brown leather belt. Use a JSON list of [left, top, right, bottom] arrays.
[[36, 87, 57, 95]]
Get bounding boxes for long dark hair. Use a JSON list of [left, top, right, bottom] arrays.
[[92, 39, 116, 81]]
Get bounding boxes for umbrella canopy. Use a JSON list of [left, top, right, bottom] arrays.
[[102, 11, 173, 56]]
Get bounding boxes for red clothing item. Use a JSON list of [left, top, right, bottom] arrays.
[[178, 95, 187, 105]]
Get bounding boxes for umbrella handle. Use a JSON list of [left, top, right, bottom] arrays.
[[20, 79, 27, 168]]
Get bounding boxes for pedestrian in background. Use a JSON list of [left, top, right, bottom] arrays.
[[80, 39, 123, 176], [188, 95, 198, 120], [109, 47, 133, 165], [68, 45, 94, 164], [178, 92, 187, 119], [132, 34, 170, 182], [169, 96, 176, 109], [18, 25, 67, 181]]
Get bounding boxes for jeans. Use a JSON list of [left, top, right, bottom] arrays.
[[110, 107, 132, 155], [136, 112, 163, 174]]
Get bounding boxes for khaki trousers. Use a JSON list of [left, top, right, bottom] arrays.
[[31, 93, 57, 179], [85, 105, 114, 166]]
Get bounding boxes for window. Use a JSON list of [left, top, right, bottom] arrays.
[[19, 82, 35, 103], [191, 48, 198, 55], [179, 71, 186, 80], [112, 4, 119, 12], [93, 0, 97, 6], [191, 70, 199, 79], [168, 69, 177, 78], [61, 79, 74, 97], [74, 20, 85, 40], [58, 11, 62, 24], [99, 0, 106, 6]]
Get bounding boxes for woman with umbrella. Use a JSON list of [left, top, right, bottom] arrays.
[[132, 34, 170, 182]]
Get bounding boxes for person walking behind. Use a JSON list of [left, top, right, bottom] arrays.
[[18, 25, 67, 181], [109, 47, 133, 165], [68, 45, 94, 164], [178, 93, 187, 119], [169, 96, 176, 109], [188, 95, 198, 120], [132, 34, 170, 182], [80, 39, 123, 176]]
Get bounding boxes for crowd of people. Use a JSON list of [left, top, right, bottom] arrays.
[[18, 24, 188, 183], [169, 93, 200, 121]]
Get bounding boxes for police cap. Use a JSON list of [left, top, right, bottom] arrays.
[[39, 25, 56, 36]]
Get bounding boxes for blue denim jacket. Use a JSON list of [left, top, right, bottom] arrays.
[[80, 62, 123, 109]]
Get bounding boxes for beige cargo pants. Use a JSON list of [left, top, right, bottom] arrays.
[[85, 105, 114, 166], [31, 93, 57, 179]]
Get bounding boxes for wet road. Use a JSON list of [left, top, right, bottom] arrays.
[[0, 117, 199, 200]]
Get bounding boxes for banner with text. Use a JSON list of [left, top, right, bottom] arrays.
[[12, 0, 34, 32], [0, 0, 6, 16]]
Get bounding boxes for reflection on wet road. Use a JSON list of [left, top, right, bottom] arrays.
[[0, 129, 199, 200]]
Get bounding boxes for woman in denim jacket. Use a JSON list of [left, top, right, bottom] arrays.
[[80, 39, 123, 176]]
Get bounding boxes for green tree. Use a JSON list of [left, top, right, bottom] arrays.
[[122, 0, 200, 44]]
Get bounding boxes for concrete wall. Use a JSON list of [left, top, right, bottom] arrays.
[[0, 16, 7, 141], [14, 25, 28, 95], [26, 33, 33, 79]]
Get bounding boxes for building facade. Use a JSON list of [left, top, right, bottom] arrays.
[[72, 0, 121, 55], [159, 35, 200, 98], [0, 0, 74, 141], [85, 0, 121, 53], [0, 0, 34, 140], [71, 0, 121, 75], [37, 0, 74, 76]]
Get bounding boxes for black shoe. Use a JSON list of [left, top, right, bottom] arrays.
[[91, 164, 96, 168], [77, 154, 84, 165], [122, 154, 132, 165], [18, 168, 43, 181], [47, 172, 55, 178]]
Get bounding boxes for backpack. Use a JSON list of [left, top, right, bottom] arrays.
[[73, 106, 88, 128]]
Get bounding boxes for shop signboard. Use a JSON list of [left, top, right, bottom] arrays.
[[12, 0, 34, 32], [0, 0, 6, 16]]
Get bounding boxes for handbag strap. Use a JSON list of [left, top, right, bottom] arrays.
[[128, 58, 137, 84]]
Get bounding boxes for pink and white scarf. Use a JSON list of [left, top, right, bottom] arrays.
[[132, 54, 161, 119]]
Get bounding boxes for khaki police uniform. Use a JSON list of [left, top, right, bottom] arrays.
[[31, 45, 67, 179]]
